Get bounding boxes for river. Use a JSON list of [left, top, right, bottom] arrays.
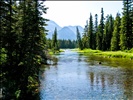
[[39, 49, 133, 100]]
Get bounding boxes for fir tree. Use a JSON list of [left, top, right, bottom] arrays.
[[120, 0, 133, 50], [88, 13, 93, 49], [52, 27, 59, 51], [96, 8, 104, 50], [82, 20, 89, 49], [93, 14, 98, 50], [76, 27, 83, 50], [111, 13, 121, 51], [1, 1, 48, 99]]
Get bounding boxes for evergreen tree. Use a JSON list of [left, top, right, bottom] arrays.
[[93, 14, 98, 50], [88, 13, 93, 49], [103, 14, 114, 51], [96, 8, 104, 50], [82, 20, 89, 49], [120, 0, 133, 50], [47, 38, 52, 49], [76, 27, 83, 50], [111, 13, 121, 51], [103, 15, 109, 51], [1, 1, 48, 99], [107, 14, 114, 50], [52, 27, 59, 51]]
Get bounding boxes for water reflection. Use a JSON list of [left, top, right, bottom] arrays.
[[40, 50, 133, 100]]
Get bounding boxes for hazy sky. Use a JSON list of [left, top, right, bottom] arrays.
[[44, 1, 123, 27]]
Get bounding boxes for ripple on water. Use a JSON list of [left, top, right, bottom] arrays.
[[40, 50, 133, 100]]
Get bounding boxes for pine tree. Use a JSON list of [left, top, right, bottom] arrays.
[[96, 8, 104, 50], [88, 13, 93, 49], [82, 20, 89, 49], [120, 0, 133, 50], [107, 15, 114, 50], [1, 1, 48, 99], [111, 13, 121, 51], [93, 14, 98, 50], [52, 27, 59, 51], [103, 14, 114, 51], [76, 26, 83, 50], [103, 15, 109, 51]]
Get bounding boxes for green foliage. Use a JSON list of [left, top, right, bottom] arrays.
[[96, 8, 104, 50], [1, 0, 48, 99], [59, 39, 77, 49], [0, 48, 7, 64], [88, 13, 93, 49], [107, 15, 114, 50], [120, 0, 133, 50], [92, 14, 98, 50], [111, 13, 121, 51], [103, 14, 114, 51], [47, 38, 77, 49], [120, 15, 128, 50], [82, 20, 89, 49], [76, 27, 83, 50], [81, 1, 132, 51], [52, 28, 60, 51], [128, 48, 133, 53]]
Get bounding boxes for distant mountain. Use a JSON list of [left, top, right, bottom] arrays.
[[45, 20, 84, 40], [45, 20, 62, 32], [45, 20, 62, 39], [58, 27, 76, 40], [67, 25, 84, 35]]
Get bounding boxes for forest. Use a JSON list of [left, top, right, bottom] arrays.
[[0, 0, 133, 99], [1, 0, 48, 99], [77, 1, 133, 51]]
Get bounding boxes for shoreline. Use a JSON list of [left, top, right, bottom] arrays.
[[74, 48, 133, 59]]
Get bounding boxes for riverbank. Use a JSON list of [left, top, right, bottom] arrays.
[[48, 49, 65, 55], [74, 48, 133, 59]]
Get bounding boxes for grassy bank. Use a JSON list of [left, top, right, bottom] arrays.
[[48, 49, 65, 55], [76, 48, 133, 59]]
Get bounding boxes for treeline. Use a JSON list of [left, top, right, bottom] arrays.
[[46, 28, 77, 49], [77, 0, 133, 51], [59, 39, 77, 48], [47, 39, 77, 49], [1, 0, 48, 99]]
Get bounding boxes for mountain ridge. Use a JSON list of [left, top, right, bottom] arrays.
[[45, 20, 84, 40]]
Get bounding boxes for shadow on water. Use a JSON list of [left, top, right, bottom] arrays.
[[39, 49, 133, 100]]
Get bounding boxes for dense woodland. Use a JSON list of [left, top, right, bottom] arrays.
[[77, 0, 133, 51], [47, 38, 77, 49], [0, 0, 48, 99], [0, 0, 133, 99]]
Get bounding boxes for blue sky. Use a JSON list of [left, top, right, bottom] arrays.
[[44, 1, 123, 27]]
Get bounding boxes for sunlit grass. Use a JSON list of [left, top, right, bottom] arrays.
[[59, 49, 65, 52], [77, 48, 133, 59], [48, 49, 64, 55], [97, 51, 133, 59]]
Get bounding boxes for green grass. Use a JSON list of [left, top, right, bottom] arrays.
[[75, 48, 101, 54], [97, 51, 133, 59], [48, 49, 64, 55], [77, 48, 133, 59], [59, 49, 65, 52]]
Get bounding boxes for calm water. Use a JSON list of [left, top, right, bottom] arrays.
[[39, 49, 133, 100]]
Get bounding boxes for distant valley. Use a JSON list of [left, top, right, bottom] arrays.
[[45, 20, 84, 40]]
